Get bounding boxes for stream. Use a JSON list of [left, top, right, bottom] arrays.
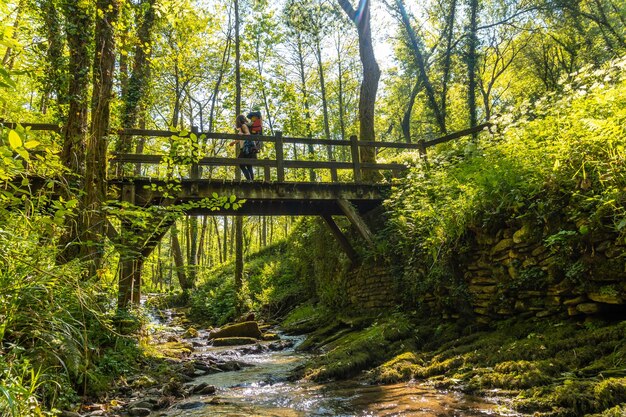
[[139, 304, 523, 417], [146, 309, 523, 417]]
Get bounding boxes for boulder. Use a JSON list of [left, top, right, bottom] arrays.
[[211, 337, 258, 346], [208, 321, 262, 340]]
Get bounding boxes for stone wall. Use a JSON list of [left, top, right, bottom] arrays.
[[346, 265, 398, 310], [421, 224, 626, 322]]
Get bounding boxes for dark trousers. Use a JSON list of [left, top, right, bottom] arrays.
[[238, 150, 257, 180]]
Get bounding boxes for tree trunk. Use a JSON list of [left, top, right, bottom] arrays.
[[57, 0, 93, 264], [338, 0, 381, 182], [393, 0, 446, 134], [234, 0, 244, 315], [2, 0, 25, 70], [85, 0, 120, 272], [315, 40, 333, 163], [335, 33, 347, 144], [118, 0, 156, 153], [440, 0, 457, 123], [38, 0, 67, 117], [467, 0, 479, 140], [401, 78, 420, 143], [295, 35, 315, 182], [171, 222, 190, 291]]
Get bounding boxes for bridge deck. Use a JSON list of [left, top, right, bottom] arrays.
[[111, 178, 390, 216]]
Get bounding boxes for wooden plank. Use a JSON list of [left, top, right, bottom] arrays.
[[337, 198, 374, 246], [321, 215, 358, 264], [282, 137, 351, 147], [283, 160, 353, 170], [357, 140, 422, 150], [0, 121, 61, 132], [423, 122, 492, 148], [350, 135, 362, 183]]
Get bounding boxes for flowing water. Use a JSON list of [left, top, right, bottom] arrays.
[[158, 334, 523, 417]]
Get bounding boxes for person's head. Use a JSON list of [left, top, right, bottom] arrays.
[[235, 114, 248, 128]]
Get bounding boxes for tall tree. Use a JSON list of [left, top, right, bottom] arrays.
[[234, 0, 244, 315], [117, 0, 157, 153], [337, 0, 380, 181], [57, 0, 94, 264], [85, 0, 120, 271]]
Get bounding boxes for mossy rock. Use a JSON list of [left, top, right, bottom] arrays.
[[157, 341, 194, 358], [211, 337, 258, 346], [208, 321, 262, 340], [371, 352, 422, 383], [182, 327, 199, 339]]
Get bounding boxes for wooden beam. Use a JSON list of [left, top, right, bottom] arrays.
[[350, 135, 362, 183], [337, 198, 374, 246], [321, 215, 358, 265]]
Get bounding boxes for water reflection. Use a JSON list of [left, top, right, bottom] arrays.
[[162, 339, 522, 417]]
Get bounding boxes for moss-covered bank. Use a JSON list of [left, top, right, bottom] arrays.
[[283, 304, 626, 417]]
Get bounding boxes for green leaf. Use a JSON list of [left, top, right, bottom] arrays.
[[24, 141, 40, 149], [224, 203, 230, 209], [212, 192, 218, 199], [16, 148, 29, 161], [8, 130, 22, 149], [230, 195, 236, 203]]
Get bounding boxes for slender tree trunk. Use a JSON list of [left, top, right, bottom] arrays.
[[2, 0, 25, 70], [467, 0, 479, 140], [171, 222, 190, 291], [234, 0, 244, 316], [335, 34, 347, 144], [393, 0, 446, 134], [314, 40, 333, 163], [401, 78, 420, 143], [338, 0, 381, 181], [38, 0, 67, 118], [295, 36, 315, 181], [440, 0, 457, 123]]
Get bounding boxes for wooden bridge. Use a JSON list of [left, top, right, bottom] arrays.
[[5, 121, 490, 305]]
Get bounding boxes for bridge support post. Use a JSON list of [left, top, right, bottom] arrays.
[[337, 199, 375, 247], [275, 131, 284, 182], [321, 215, 358, 265], [350, 135, 362, 183]]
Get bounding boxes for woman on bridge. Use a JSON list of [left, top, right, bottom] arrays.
[[230, 114, 256, 181]]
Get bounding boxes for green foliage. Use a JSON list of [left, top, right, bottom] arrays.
[[187, 238, 317, 325], [385, 57, 626, 307]]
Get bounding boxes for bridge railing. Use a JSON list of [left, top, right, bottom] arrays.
[[110, 123, 491, 183], [0, 121, 492, 183]]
